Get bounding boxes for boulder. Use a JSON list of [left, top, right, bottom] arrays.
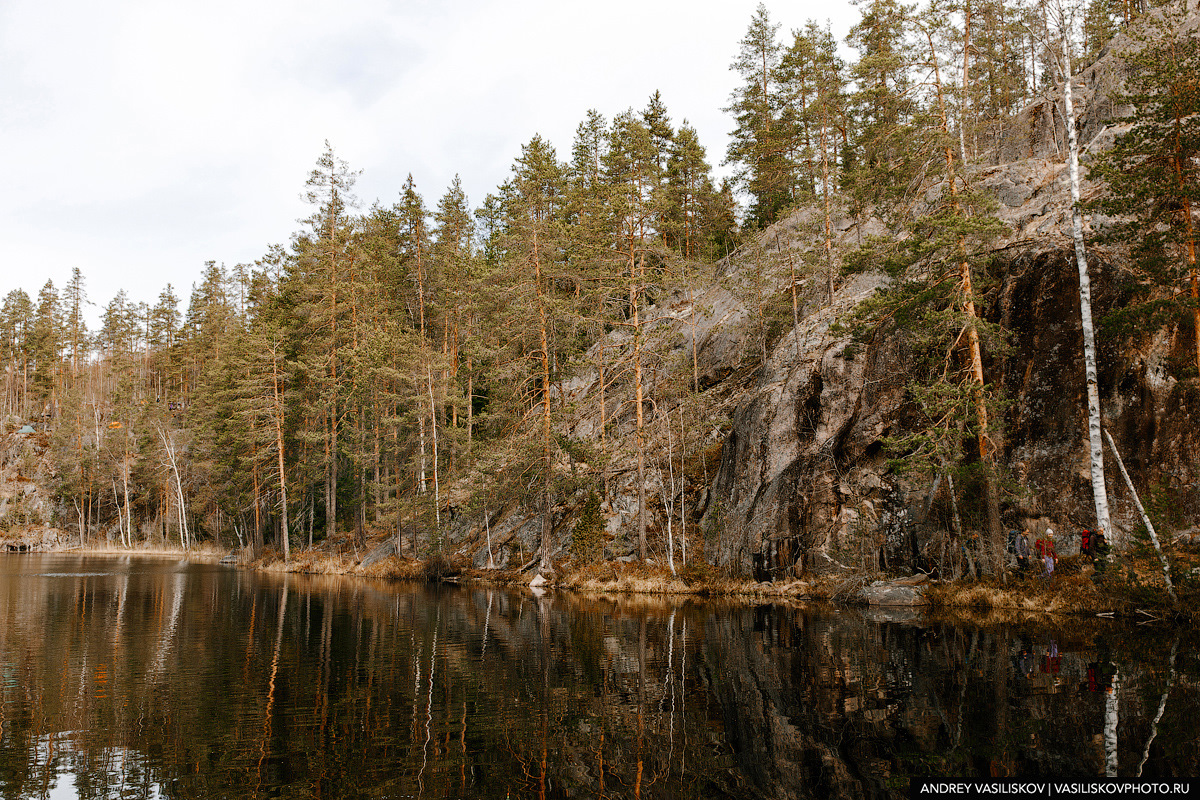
[[859, 580, 928, 607], [360, 539, 396, 569]]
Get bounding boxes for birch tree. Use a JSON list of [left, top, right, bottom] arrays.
[[1045, 0, 1113, 544], [156, 420, 189, 550]]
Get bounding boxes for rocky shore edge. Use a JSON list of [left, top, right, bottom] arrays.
[[6, 525, 1192, 624]]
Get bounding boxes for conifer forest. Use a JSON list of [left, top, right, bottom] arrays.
[[2, 0, 1197, 593]]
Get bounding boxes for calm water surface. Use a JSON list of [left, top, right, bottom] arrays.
[[0, 554, 1196, 799]]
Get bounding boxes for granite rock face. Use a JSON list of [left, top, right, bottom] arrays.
[[693, 225, 1199, 576], [682, 7, 1200, 575], [447, 8, 1200, 577], [0, 428, 62, 549]]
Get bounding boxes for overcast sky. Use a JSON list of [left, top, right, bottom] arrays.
[[1, 0, 859, 325]]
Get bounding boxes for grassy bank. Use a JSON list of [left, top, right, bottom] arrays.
[[9, 529, 1194, 623]]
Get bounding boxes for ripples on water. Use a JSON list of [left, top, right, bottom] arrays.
[[0, 554, 1196, 799]]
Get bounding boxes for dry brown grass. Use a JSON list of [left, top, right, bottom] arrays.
[[540, 559, 832, 599], [248, 548, 427, 581], [255, 551, 360, 575], [58, 541, 227, 560], [51, 528, 1193, 624], [362, 557, 428, 580], [557, 560, 694, 595], [925, 570, 1119, 617]]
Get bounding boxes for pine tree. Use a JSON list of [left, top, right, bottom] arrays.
[[725, 3, 791, 226], [233, 313, 296, 560], [844, 0, 920, 217], [150, 285, 181, 401], [1081, 0, 1120, 63], [777, 23, 829, 203], [566, 109, 619, 326], [970, 0, 1028, 153], [499, 135, 569, 572], [63, 267, 88, 378], [605, 111, 661, 561], [846, 5, 1011, 572], [396, 174, 438, 546], [664, 123, 722, 260], [30, 281, 61, 411], [642, 91, 674, 181], [1, 290, 33, 416], [791, 19, 848, 302], [293, 142, 360, 539], [1089, 4, 1200, 380]]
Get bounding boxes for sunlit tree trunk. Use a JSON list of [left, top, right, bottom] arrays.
[[271, 339, 290, 561], [634, 304, 648, 563], [925, 24, 1004, 570], [535, 226, 554, 573], [428, 364, 441, 552], [664, 413, 677, 575], [1057, 15, 1113, 544], [820, 105, 837, 306]]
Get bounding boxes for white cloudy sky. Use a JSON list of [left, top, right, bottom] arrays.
[[1, 0, 859, 324]]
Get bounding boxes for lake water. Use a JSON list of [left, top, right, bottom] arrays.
[[0, 554, 1195, 798]]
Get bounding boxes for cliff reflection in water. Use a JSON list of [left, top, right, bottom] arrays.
[[0, 555, 1197, 799]]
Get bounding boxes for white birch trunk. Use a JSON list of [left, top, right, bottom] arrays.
[[418, 416, 427, 494], [122, 459, 131, 547], [484, 510, 495, 569], [679, 402, 687, 566], [158, 424, 189, 551], [1104, 429, 1176, 602], [1105, 668, 1120, 777], [1137, 638, 1178, 777], [113, 478, 123, 546], [75, 498, 85, 547], [1061, 34, 1113, 544]]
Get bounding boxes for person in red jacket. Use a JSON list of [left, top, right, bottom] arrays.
[[1035, 529, 1057, 579]]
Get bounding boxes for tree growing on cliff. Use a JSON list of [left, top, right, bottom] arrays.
[[30, 281, 61, 410], [1042, 0, 1113, 547], [843, 0, 920, 219], [725, 3, 790, 227], [1, 290, 33, 416], [1088, 3, 1200, 381], [605, 111, 663, 562], [498, 136, 570, 572], [843, 3, 1010, 572], [62, 268, 88, 378]]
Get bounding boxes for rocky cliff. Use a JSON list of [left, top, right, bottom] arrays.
[[0, 425, 67, 549], [460, 10, 1199, 578]]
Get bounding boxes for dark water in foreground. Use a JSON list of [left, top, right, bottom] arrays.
[[0, 555, 1196, 799]]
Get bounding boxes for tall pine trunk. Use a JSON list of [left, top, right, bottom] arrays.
[[926, 26, 1004, 571], [533, 225, 554, 573], [428, 365, 441, 552], [272, 342, 290, 561]]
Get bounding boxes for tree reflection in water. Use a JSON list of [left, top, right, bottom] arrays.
[[0, 554, 1197, 799]]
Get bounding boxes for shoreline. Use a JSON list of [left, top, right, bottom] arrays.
[[7, 538, 1187, 624]]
